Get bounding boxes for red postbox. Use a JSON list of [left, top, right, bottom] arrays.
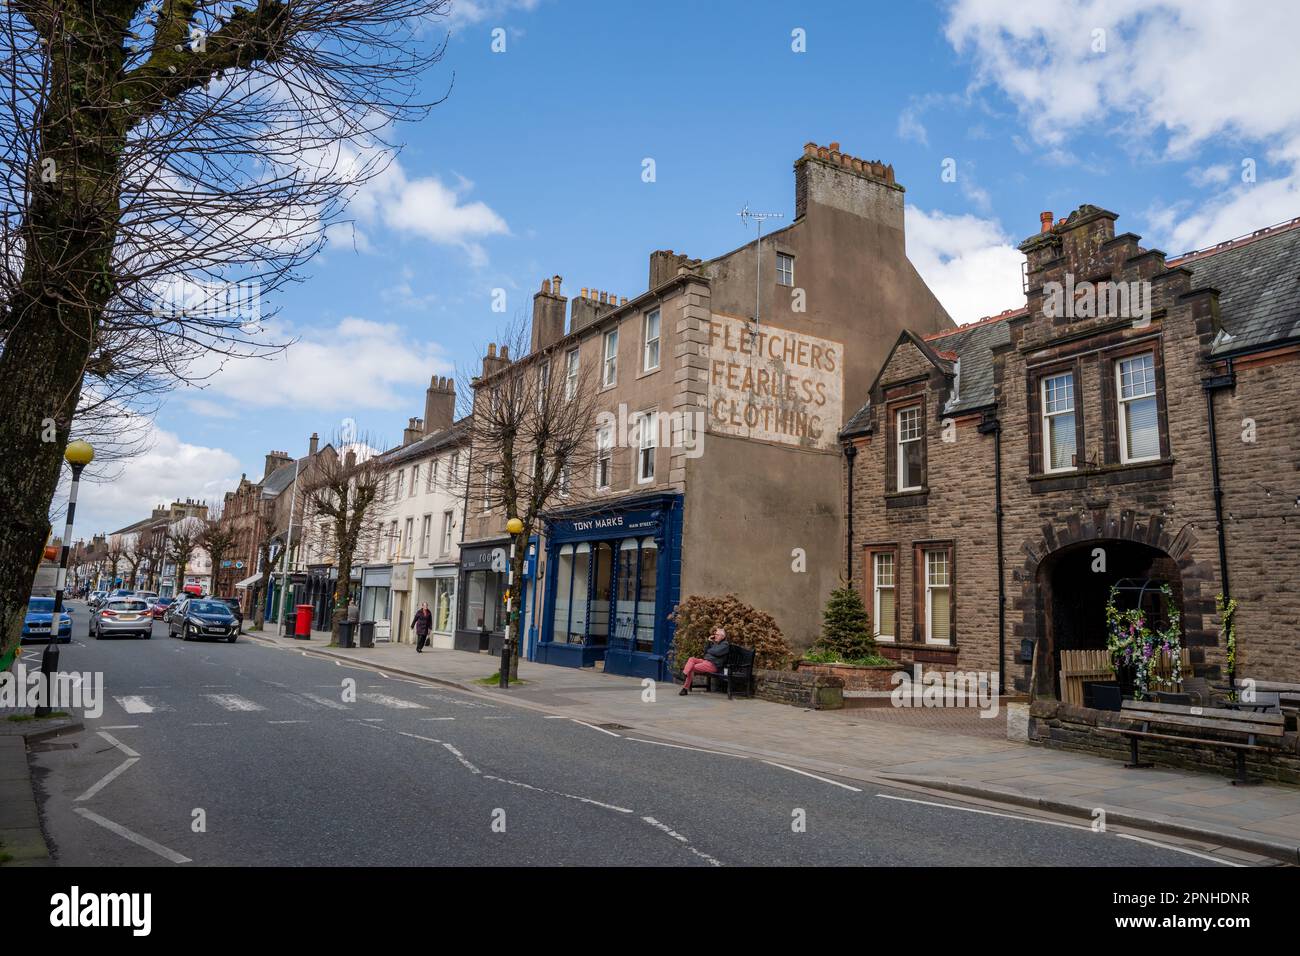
[[294, 604, 314, 638]]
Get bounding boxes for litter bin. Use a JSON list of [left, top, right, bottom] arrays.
[[359, 620, 375, 648], [294, 604, 314, 639], [337, 621, 355, 648]]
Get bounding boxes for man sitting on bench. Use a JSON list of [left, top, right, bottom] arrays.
[[680, 627, 730, 696]]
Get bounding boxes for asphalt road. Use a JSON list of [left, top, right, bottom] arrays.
[[25, 602, 1233, 867]]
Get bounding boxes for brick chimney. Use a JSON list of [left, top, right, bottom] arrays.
[[569, 287, 622, 335], [402, 417, 425, 445], [309, 432, 319, 456], [530, 275, 567, 353], [423, 375, 455, 434], [649, 250, 702, 289], [793, 141, 903, 236], [481, 343, 511, 380], [263, 449, 292, 480]]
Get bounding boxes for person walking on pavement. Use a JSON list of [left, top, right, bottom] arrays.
[[412, 601, 433, 652], [679, 627, 730, 696]]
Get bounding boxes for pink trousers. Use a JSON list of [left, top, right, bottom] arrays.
[[683, 657, 719, 687]]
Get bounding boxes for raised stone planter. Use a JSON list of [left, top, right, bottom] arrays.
[[755, 668, 844, 710], [795, 660, 899, 705]]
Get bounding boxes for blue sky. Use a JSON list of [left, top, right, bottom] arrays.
[[75, 0, 1300, 535]]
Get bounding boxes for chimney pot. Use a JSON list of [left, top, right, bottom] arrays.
[[1040, 211, 1053, 233], [542, 278, 551, 294], [552, 275, 562, 295], [501, 345, 510, 360], [829, 141, 840, 151], [488, 343, 497, 357]]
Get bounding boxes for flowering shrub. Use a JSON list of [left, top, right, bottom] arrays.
[[1105, 583, 1182, 701]]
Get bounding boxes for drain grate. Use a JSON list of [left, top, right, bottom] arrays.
[[598, 723, 632, 731]]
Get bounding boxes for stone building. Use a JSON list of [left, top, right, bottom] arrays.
[[842, 206, 1300, 696], [461, 141, 953, 680]]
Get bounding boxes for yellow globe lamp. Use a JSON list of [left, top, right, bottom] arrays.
[[505, 517, 524, 535]]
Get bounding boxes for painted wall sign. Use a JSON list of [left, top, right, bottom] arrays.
[[705, 313, 843, 451], [550, 509, 660, 541]]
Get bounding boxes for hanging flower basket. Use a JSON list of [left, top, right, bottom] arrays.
[[1105, 583, 1182, 701]]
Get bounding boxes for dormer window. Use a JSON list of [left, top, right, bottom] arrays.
[[896, 406, 924, 492]]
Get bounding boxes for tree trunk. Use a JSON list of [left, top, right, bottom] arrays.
[[0, 301, 91, 655]]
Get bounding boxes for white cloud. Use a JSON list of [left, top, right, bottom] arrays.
[[354, 160, 509, 264], [447, 0, 542, 27], [56, 418, 242, 536], [183, 316, 454, 417], [905, 206, 1025, 324]]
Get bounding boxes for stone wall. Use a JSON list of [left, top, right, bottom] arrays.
[[1029, 699, 1300, 786], [755, 668, 844, 710]]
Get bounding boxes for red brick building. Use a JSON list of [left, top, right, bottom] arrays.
[[842, 205, 1300, 696]]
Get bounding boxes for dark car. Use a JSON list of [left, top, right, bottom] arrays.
[[164, 596, 190, 626], [213, 597, 244, 627], [149, 597, 175, 620], [21, 597, 73, 644], [169, 599, 240, 642]]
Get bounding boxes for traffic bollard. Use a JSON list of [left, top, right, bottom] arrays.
[[34, 642, 60, 718]]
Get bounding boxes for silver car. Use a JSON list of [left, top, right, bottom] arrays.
[[92, 598, 154, 640]]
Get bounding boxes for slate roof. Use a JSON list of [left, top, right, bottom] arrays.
[[1170, 217, 1300, 355], [379, 417, 469, 467], [261, 455, 309, 497]]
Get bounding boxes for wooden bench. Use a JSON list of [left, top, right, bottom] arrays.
[[693, 644, 756, 700], [1101, 700, 1286, 785]]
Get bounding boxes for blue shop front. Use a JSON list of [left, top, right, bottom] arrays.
[[536, 493, 682, 682]]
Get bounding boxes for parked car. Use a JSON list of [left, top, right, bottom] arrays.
[[213, 597, 244, 627], [169, 599, 240, 642], [132, 591, 159, 605], [92, 597, 154, 640], [148, 597, 175, 620], [87, 590, 107, 609], [21, 597, 73, 644]]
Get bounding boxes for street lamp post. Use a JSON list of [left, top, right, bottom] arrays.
[[500, 517, 524, 689], [38, 440, 93, 716]]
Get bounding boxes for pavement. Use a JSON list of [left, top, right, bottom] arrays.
[[243, 626, 1300, 864]]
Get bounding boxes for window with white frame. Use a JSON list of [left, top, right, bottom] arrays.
[[896, 406, 924, 491], [396, 470, 405, 499], [537, 361, 550, 411], [427, 460, 436, 492], [602, 329, 618, 386], [1040, 372, 1077, 473], [1117, 353, 1159, 463], [420, 515, 431, 557], [565, 348, 579, 400], [636, 412, 656, 483], [776, 252, 794, 287], [873, 552, 895, 641], [482, 464, 494, 512], [441, 511, 454, 555], [403, 517, 414, 557], [388, 521, 398, 559], [595, 426, 612, 490], [925, 549, 952, 644], [410, 464, 419, 497], [643, 310, 660, 371]]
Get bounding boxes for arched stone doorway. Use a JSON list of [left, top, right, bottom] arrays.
[[1012, 511, 1217, 699]]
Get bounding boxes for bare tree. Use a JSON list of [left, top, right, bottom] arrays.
[[459, 320, 603, 677], [166, 515, 203, 595], [104, 534, 127, 590], [0, 1, 452, 656], [138, 534, 165, 591], [300, 431, 390, 641], [197, 503, 238, 595], [122, 533, 145, 591]]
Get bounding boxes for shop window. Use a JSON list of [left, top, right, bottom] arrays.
[[589, 543, 613, 646], [463, 572, 486, 631], [552, 545, 576, 642], [636, 538, 658, 653], [570, 543, 591, 638], [432, 578, 454, 633], [616, 539, 638, 645]]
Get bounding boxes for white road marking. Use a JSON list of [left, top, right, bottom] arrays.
[[188, 722, 229, 727], [482, 715, 514, 720], [419, 716, 456, 721], [484, 774, 632, 813], [398, 732, 442, 743], [293, 692, 348, 711], [543, 715, 568, 719], [202, 693, 265, 712], [73, 808, 191, 864], [627, 738, 747, 758], [875, 793, 1091, 830], [763, 761, 862, 792], [267, 720, 309, 725], [100, 725, 139, 730], [1117, 832, 1244, 866], [641, 817, 724, 867], [98, 731, 140, 759], [76, 757, 139, 802], [569, 719, 620, 738], [441, 743, 481, 775], [114, 695, 169, 715], [359, 693, 425, 710]]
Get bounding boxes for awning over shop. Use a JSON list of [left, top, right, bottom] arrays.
[[234, 572, 262, 589]]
